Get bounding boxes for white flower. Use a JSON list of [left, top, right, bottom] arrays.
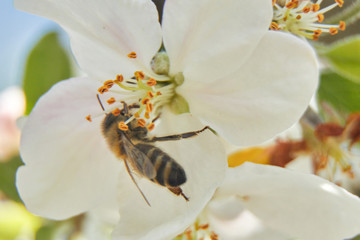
[[205, 163, 360, 240], [14, 0, 319, 239]]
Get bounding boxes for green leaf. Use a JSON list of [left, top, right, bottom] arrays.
[[23, 32, 72, 115], [0, 155, 23, 202], [323, 36, 360, 84], [317, 71, 360, 118]]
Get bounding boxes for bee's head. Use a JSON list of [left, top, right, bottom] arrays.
[[102, 113, 127, 133]]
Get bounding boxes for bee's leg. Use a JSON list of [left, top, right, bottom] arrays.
[[128, 103, 140, 110], [168, 187, 189, 201], [146, 126, 210, 142]]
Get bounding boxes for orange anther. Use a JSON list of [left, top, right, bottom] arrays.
[[335, 0, 344, 7], [317, 14, 324, 22], [104, 80, 114, 88], [270, 22, 279, 30], [147, 123, 155, 131], [141, 98, 150, 105], [135, 71, 145, 80], [296, 15, 302, 20], [339, 21, 346, 31], [137, 119, 146, 127], [198, 224, 209, 230], [144, 112, 150, 119], [146, 78, 157, 87], [85, 115, 92, 122], [127, 52, 137, 58], [98, 86, 109, 94], [146, 102, 153, 113], [156, 91, 162, 96], [107, 97, 116, 104], [312, 4, 320, 12], [118, 121, 129, 131], [112, 108, 121, 116], [272, 0, 276, 6], [147, 91, 154, 99], [115, 74, 124, 83], [134, 112, 140, 118], [329, 27, 338, 35], [312, 35, 319, 40], [286, 2, 296, 9], [314, 29, 322, 36], [302, 7, 311, 13]]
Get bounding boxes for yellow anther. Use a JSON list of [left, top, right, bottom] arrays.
[[115, 74, 124, 83], [144, 112, 150, 119], [329, 27, 338, 35], [104, 80, 114, 88], [146, 102, 154, 113], [137, 119, 146, 127], [312, 4, 320, 12], [141, 98, 150, 105], [127, 52, 137, 58], [118, 121, 129, 131], [112, 108, 121, 116], [317, 14, 324, 23], [339, 21, 346, 31], [146, 78, 157, 87], [147, 91, 154, 99], [98, 86, 109, 94], [302, 7, 311, 13], [335, 0, 344, 7], [314, 29, 322, 36], [107, 97, 116, 105], [147, 123, 155, 131], [270, 22, 280, 30], [135, 71, 145, 80], [85, 115, 92, 122]]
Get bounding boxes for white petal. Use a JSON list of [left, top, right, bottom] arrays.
[[216, 163, 360, 240], [162, 0, 272, 82], [178, 31, 318, 146], [17, 78, 121, 219], [14, 0, 162, 79], [112, 112, 227, 240]]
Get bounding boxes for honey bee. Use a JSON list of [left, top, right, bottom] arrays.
[[98, 95, 209, 206]]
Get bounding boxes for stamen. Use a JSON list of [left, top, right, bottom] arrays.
[[115, 74, 124, 83], [104, 80, 114, 88], [147, 78, 157, 87], [303, 7, 311, 13], [134, 112, 140, 118], [329, 27, 338, 35], [118, 121, 129, 131], [146, 102, 154, 113], [314, 29, 322, 36], [98, 86, 109, 94], [317, 13, 324, 22], [112, 108, 121, 116], [312, 4, 320, 12], [270, 22, 280, 30], [144, 112, 150, 119], [147, 123, 155, 131], [127, 52, 137, 58], [156, 91, 162, 96], [107, 97, 116, 105], [86, 115, 92, 122], [296, 15, 302, 20], [142, 98, 150, 105], [137, 119, 146, 127], [135, 71, 145, 80], [147, 91, 155, 98], [335, 0, 344, 7], [339, 21, 346, 31]]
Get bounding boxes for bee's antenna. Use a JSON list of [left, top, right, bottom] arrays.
[[97, 94, 105, 111]]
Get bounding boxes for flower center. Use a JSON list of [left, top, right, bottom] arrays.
[[271, 0, 345, 40], [87, 52, 189, 131]]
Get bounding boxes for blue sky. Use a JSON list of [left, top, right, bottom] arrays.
[[0, 0, 61, 91]]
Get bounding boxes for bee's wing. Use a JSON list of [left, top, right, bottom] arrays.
[[122, 135, 157, 179]]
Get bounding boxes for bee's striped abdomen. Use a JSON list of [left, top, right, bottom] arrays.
[[135, 143, 186, 187]]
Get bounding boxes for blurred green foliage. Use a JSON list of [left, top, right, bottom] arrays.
[[323, 36, 360, 84], [0, 155, 23, 202], [23, 32, 72, 115]]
